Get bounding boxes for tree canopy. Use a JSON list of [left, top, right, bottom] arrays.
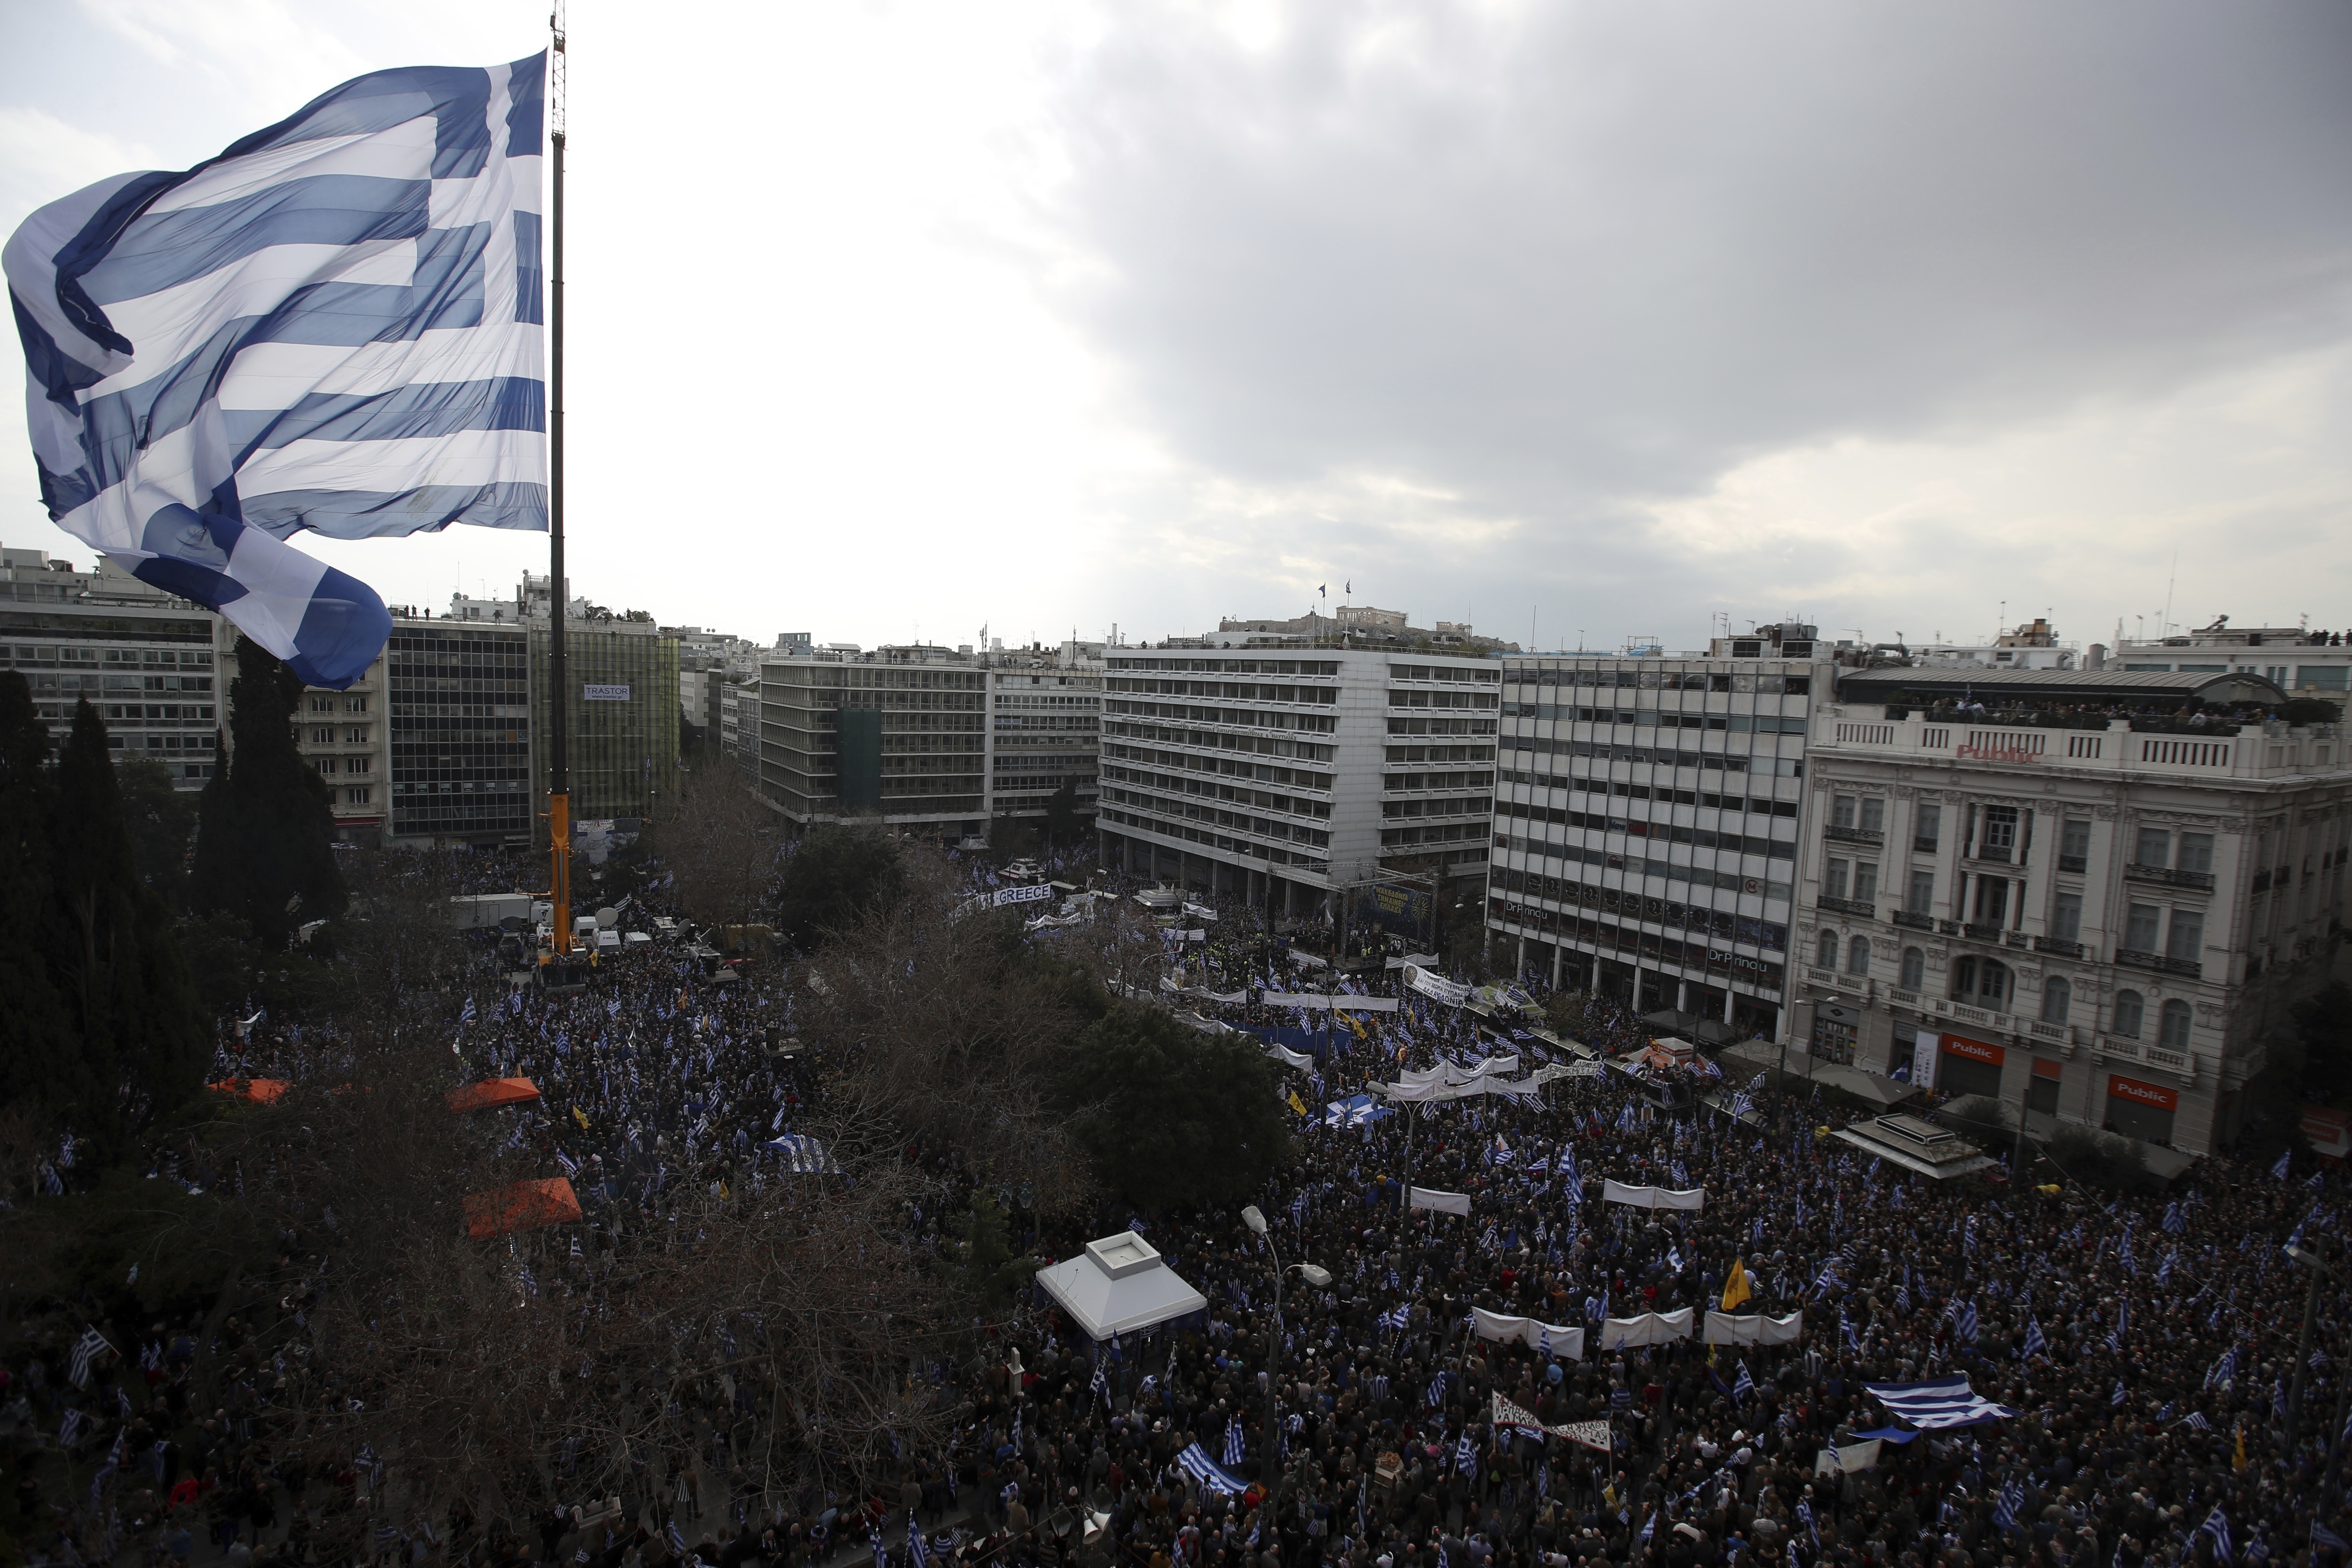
[[772, 824, 904, 951], [1057, 1001, 1294, 1211], [190, 637, 346, 946]]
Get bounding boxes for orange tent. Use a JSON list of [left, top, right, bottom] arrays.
[[446, 1078, 542, 1113], [207, 1078, 290, 1104], [462, 1178, 581, 1240]]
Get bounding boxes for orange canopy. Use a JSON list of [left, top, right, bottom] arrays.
[[462, 1178, 581, 1240], [207, 1078, 290, 1104], [446, 1077, 542, 1113]]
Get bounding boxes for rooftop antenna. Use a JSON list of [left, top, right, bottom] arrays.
[[2162, 547, 2178, 636]]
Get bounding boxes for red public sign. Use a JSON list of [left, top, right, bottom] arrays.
[[2107, 1075, 2178, 1112], [1940, 1033, 2004, 1067]]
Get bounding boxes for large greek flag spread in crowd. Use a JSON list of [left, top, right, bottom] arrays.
[[6, 54, 548, 689]]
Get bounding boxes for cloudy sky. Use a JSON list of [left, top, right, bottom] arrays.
[[6, 0, 2349, 652]]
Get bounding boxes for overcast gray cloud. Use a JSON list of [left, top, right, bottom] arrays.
[[4, 1, 2349, 651], [1044, 0, 2352, 642]]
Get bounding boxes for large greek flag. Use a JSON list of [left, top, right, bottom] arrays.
[[6, 54, 547, 689]]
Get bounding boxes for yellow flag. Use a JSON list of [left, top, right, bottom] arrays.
[[1721, 1258, 1752, 1311], [2234, 1429, 2248, 1471], [573, 1106, 590, 1130], [1289, 1091, 1310, 1117]]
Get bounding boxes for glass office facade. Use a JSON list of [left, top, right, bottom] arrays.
[[528, 624, 680, 839], [386, 623, 534, 844]]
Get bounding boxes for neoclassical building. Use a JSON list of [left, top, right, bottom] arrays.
[[1788, 666, 2348, 1156]]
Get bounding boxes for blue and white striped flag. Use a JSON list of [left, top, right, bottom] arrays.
[[908, 1513, 928, 1568], [1731, 1362, 1753, 1400], [6, 55, 549, 689], [1991, 1479, 2024, 1534], [1223, 1415, 1244, 1468], [2200, 1508, 2232, 1564]]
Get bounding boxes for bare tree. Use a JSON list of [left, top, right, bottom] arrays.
[[652, 766, 781, 937]]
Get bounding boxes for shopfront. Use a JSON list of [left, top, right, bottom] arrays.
[[2105, 1074, 2178, 1146], [1936, 1033, 2006, 1100]]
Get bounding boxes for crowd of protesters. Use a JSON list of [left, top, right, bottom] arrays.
[[8, 846, 2349, 1568]]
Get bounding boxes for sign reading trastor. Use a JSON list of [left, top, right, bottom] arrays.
[[584, 684, 630, 701]]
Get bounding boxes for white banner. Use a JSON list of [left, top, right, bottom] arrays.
[[1912, 1027, 1940, 1090], [1494, 1394, 1609, 1453], [1531, 1059, 1608, 1082], [1601, 1179, 1706, 1210], [1473, 1309, 1586, 1360], [1262, 992, 1401, 1013], [1407, 1186, 1472, 1216], [1815, 1439, 1883, 1476], [993, 883, 1054, 906], [1703, 1310, 1804, 1346], [1265, 1044, 1314, 1069], [1404, 964, 1472, 1007], [1384, 952, 1439, 971], [1597, 1308, 1694, 1349]]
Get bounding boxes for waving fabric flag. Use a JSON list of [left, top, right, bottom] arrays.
[[6, 54, 548, 689]]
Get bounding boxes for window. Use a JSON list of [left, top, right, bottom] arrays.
[[1952, 956, 2010, 1008], [2166, 910, 2204, 964], [1900, 947, 1926, 990], [1860, 797, 1885, 834], [1853, 861, 1879, 902], [1914, 803, 1942, 853], [348, 786, 372, 805], [2124, 903, 2162, 952], [2178, 833, 2214, 876], [2059, 818, 2091, 873], [2026, 1073, 2061, 1116], [1832, 795, 1856, 829], [2040, 976, 2072, 1025], [1847, 936, 1872, 975], [2051, 892, 2082, 943], [1979, 805, 2018, 862], [1973, 876, 2009, 925], [315, 758, 339, 775], [2113, 989, 2144, 1039], [1906, 870, 1935, 916], [2134, 825, 2171, 868], [1816, 930, 1840, 968], [1823, 858, 1850, 900], [2159, 999, 2193, 1051]]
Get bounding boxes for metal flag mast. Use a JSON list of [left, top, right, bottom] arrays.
[[544, 3, 574, 968]]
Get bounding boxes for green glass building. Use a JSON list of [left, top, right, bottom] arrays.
[[529, 622, 680, 842]]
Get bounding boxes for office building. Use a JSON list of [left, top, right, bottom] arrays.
[[754, 643, 989, 838], [1791, 665, 2347, 1157], [527, 619, 679, 838], [1483, 625, 1823, 1038], [1094, 616, 1501, 916], [290, 656, 390, 843], [383, 617, 535, 847], [987, 643, 1103, 829], [0, 546, 224, 787]]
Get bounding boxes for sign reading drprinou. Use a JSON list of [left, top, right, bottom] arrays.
[[583, 684, 631, 701]]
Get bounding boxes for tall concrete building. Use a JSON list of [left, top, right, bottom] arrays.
[[755, 643, 990, 839], [1093, 617, 1501, 918], [1, 545, 225, 787], [383, 617, 534, 847], [987, 643, 1102, 830], [1482, 625, 1824, 1037], [1792, 665, 2346, 1157]]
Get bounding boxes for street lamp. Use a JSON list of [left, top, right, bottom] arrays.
[[1240, 1204, 1328, 1517], [2288, 1238, 2336, 1436]]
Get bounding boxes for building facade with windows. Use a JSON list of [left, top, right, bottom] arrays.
[[987, 646, 1102, 829], [1093, 638, 1501, 916], [1482, 633, 1822, 1038], [386, 619, 536, 847], [527, 620, 681, 839], [1, 547, 225, 787], [1790, 665, 2347, 1158], [291, 661, 390, 842], [755, 644, 990, 839]]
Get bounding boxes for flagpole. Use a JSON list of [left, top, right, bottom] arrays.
[[546, 10, 573, 961]]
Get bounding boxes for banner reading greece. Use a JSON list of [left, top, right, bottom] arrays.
[[6, 55, 549, 689]]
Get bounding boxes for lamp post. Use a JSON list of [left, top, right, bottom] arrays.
[[1241, 1204, 1329, 1520], [2286, 1237, 2336, 1437]]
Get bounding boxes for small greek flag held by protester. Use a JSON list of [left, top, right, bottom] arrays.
[[1992, 1479, 2025, 1534], [69, 1326, 111, 1389], [2200, 1509, 2232, 1564], [1090, 1356, 1109, 1405], [2275, 1149, 2294, 1180], [1733, 1362, 1754, 1401], [1224, 1415, 1245, 1468], [2021, 1318, 2046, 1359], [908, 1514, 929, 1568]]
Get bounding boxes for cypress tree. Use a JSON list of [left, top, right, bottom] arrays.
[[0, 674, 78, 1121], [27, 700, 209, 1148], [190, 637, 347, 946]]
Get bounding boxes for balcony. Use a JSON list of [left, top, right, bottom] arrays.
[[2124, 863, 2216, 892], [1962, 922, 2005, 941], [1892, 910, 1936, 931], [2114, 947, 2203, 980], [2033, 935, 2085, 958], [2058, 854, 2088, 874], [2096, 1035, 2197, 1079], [1824, 824, 1883, 845], [1816, 894, 1877, 916]]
